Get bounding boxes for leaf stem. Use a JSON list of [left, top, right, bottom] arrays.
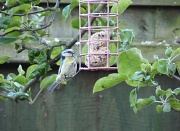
[[170, 74, 180, 81]]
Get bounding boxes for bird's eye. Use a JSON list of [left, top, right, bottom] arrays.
[[102, 34, 104, 37]]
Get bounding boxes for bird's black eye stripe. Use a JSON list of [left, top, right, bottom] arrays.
[[61, 55, 65, 60], [68, 51, 75, 54], [67, 51, 72, 53]]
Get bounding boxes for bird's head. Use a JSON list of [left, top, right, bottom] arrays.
[[61, 49, 75, 57]]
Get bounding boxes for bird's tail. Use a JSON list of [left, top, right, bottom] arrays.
[[47, 82, 59, 93]]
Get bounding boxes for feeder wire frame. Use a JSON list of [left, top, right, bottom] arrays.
[[79, 0, 119, 71]]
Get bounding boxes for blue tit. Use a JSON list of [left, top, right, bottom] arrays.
[[47, 49, 77, 93]]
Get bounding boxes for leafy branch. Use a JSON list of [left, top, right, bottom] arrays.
[[0, 0, 108, 102], [0, 0, 60, 37]]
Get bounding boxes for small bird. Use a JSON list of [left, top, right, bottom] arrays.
[[47, 49, 77, 93]]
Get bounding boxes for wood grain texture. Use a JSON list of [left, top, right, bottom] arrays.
[[0, 65, 180, 131]]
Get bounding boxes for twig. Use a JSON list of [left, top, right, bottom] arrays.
[[22, 77, 40, 93], [0, 7, 54, 16], [0, 0, 60, 37], [171, 74, 180, 81], [16, 40, 68, 53], [29, 89, 43, 104]]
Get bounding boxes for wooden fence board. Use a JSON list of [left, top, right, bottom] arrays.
[[0, 65, 180, 131]]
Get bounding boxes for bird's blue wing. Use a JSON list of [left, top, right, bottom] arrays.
[[58, 55, 65, 74]]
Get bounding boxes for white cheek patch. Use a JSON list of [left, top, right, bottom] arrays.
[[62, 52, 73, 56]]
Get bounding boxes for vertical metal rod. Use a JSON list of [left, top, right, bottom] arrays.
[[87, 0, 91, 69], [107, 0, 110, 68], [79, 0, 82, 70], [116, 0, 119, 69]]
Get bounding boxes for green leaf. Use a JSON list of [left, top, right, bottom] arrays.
[[155, 88, 165, 96], [17, 65, 25, 76], [131, 71, 145, 81], [15, 75, 27, 85], [165, 47, 173, 57], [109, 43, 118, 66], [97, 18, 116, 26], [30, 63, 50, 79], [157, 59, 169, 75], [6, 31, 22, 37], [0, 56, 11, 64], [51, 47, 62, 65], [0, 17, 11, 29], [129, 89, 137, 113], [51, 47, 63, 59], [26, 64, 38, 78], [62, 0, 78, 20], [4, 26, 20, 33], [136, 96, 155, 110], [93, 73, 127, 93], [129, 89, 137, 107], [71, 18, 86, 29], [40, 74, 57, 89], [70, 0, 79, 10], [151, 61, 159, 77], [71, 18, 79, 29], [62, 5, 70, 20], [118, 48, 148, 77], [171, 47, 180, 58], [13, 82, 23, 88], [173, 87, 180, 96], [5, 0, 17, 6], [156, 105, 163, 113], [80, 7, 87, 14], [98, 17, 108, 26], [163, 103, 171, 112], [165, 88, 172, 98], [169, 98, 180, 111], [8, 4, 31, 14], [175, 62, 180, 75], [0, 74, 4, 80], [28, 49, 41, 64], [122, 29, 134, 44], [0, 37, 17, 45], [126, 79, 147, 87], [141, 63, 151, 73], [7, 91, 29, 99], [7, 73, 16, 81], [111, 0, 132, 15], [127, 71, 148, 87]]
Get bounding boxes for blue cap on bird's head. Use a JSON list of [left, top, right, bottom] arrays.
[[61, 49, 75, 57]]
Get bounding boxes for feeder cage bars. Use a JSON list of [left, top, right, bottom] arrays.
[[79, 0, 119, 71]]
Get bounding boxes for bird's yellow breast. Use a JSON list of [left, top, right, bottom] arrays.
[[64, 56, 75, 63]]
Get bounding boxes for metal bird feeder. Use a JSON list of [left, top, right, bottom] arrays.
[[79, 0, 119, 71]]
